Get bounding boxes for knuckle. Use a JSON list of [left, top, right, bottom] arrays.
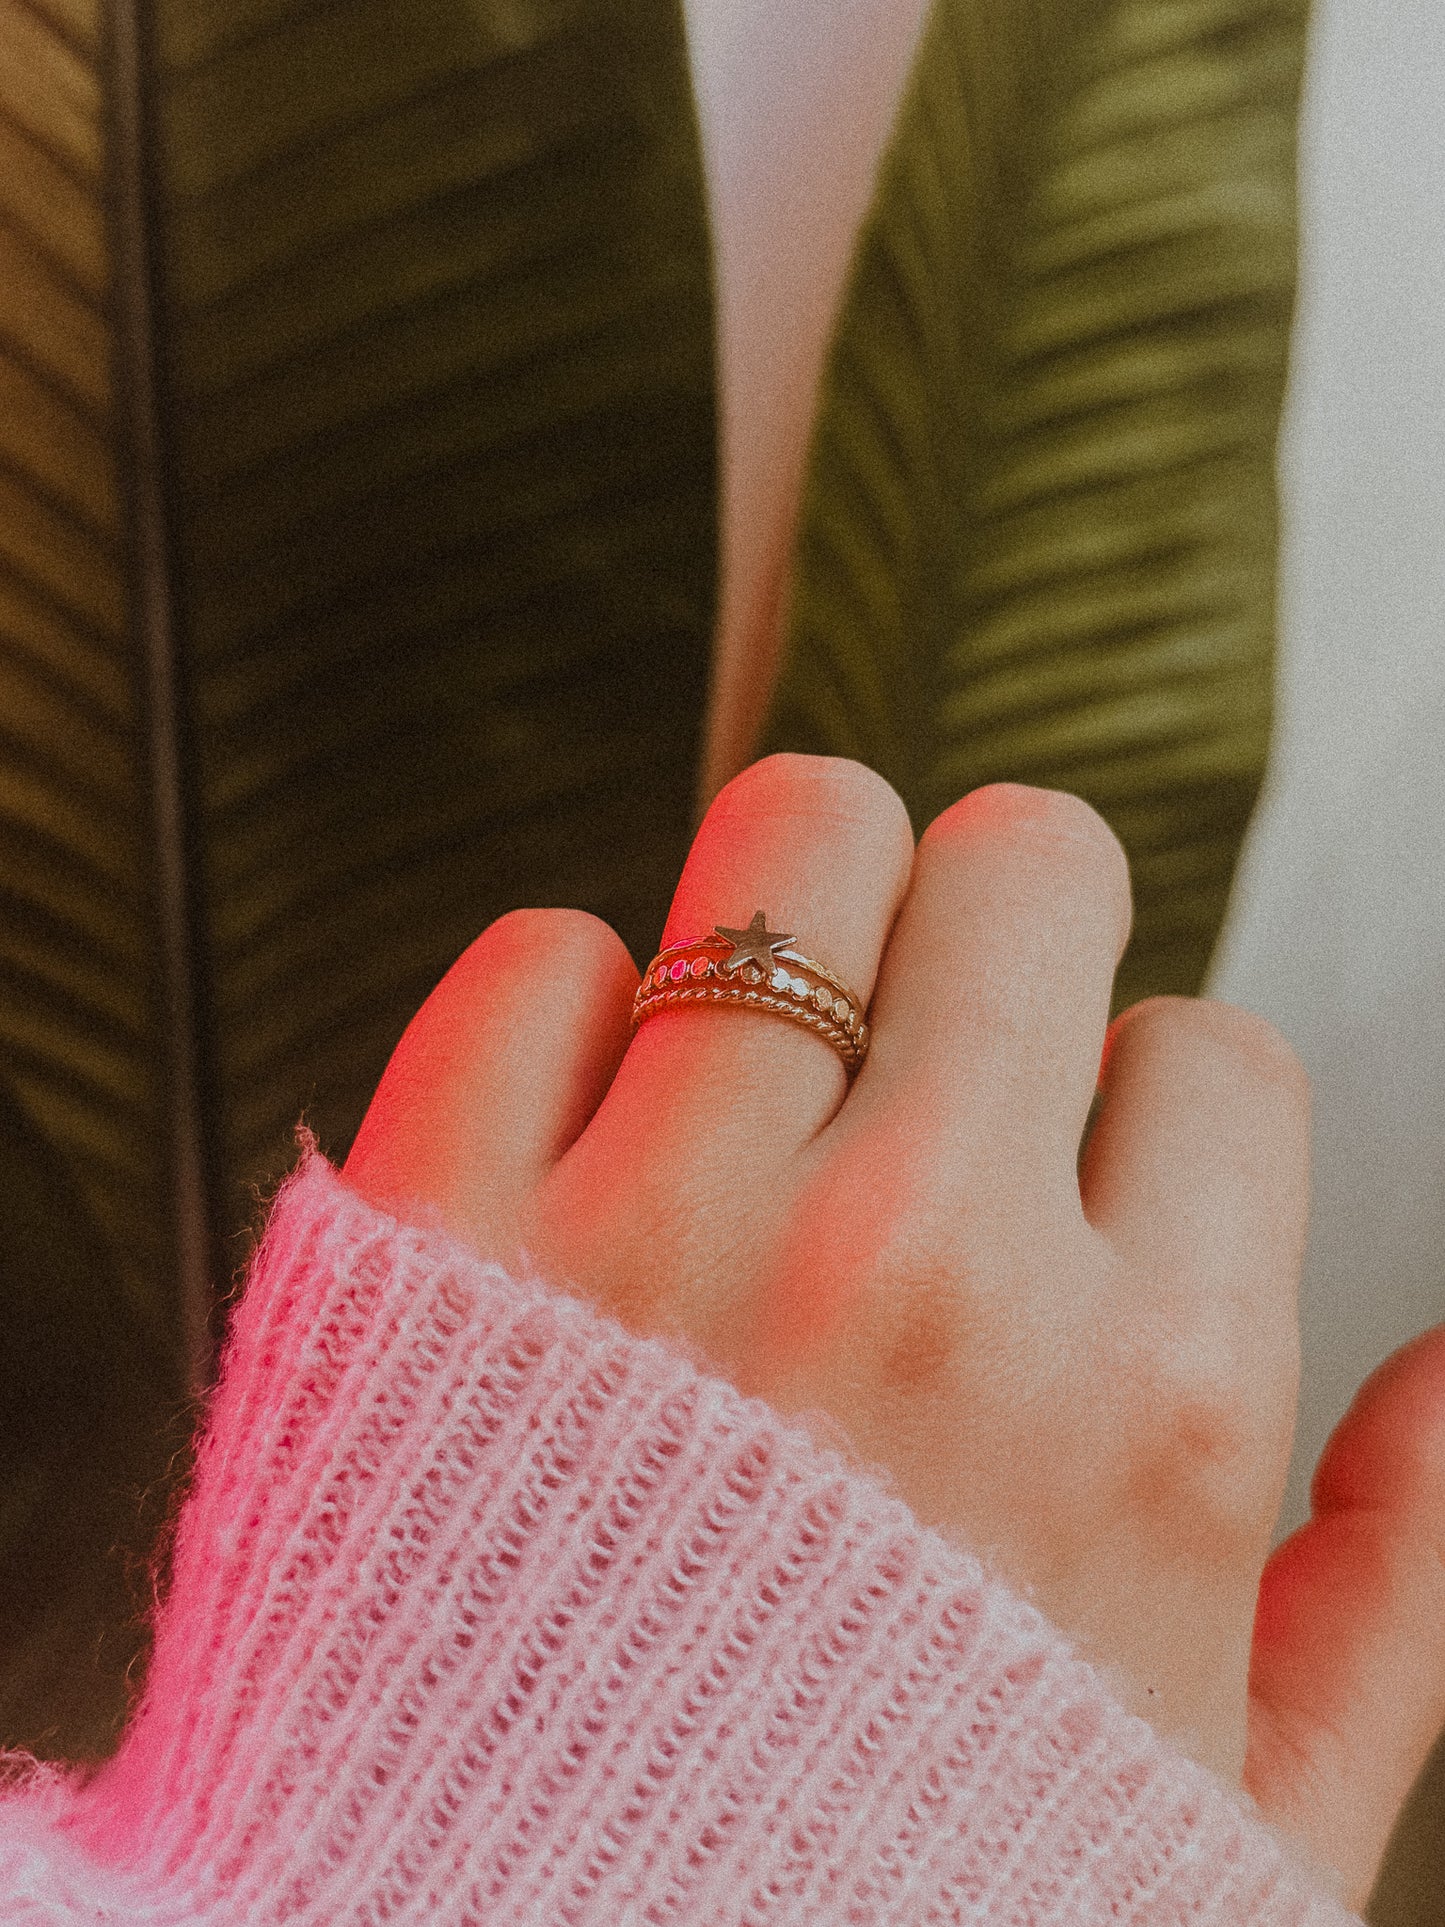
[[1167, 1369, 1264, 1474], [924, 784, 1131, 938], [723, 753, 911, 837], [473, 906, 626, 979], [933, 783, 1127, 871], [1123, 996, 1311, 1104], [1130, 1352, 1279, 1555]]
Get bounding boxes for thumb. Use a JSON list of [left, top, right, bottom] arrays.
[[1243, 1322, 1445, 1915]]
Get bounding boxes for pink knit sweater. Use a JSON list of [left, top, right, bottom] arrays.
[[0, 1132, 1361, 1924]]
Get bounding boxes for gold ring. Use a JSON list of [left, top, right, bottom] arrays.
[[632, 910, 870, 1076]]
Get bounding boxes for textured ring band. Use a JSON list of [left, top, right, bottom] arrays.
[[632, 909, 870, 1077]]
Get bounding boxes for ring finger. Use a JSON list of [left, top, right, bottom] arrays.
[[591, 752, 911, 1152], [539, 754, 913, 1313]]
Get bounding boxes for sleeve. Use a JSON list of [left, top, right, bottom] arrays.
[[0, 1128, 1363, 1926]]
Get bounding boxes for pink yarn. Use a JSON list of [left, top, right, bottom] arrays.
[[0, 1130, 1359, 1923]]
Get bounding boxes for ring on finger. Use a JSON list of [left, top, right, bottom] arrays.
[[632, 909, 870, 1077]]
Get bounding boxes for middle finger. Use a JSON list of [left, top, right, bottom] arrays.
[[846, 783, 1133, 1191]]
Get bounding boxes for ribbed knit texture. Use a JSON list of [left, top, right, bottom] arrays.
[[0, 1130, 1362, 1924]]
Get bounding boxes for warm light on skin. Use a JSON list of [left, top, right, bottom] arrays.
[[345, 909, 638, 1270], [347, 754, 1445, 1914]]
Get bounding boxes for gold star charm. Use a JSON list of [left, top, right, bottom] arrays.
[[713, 909, 794, 974]]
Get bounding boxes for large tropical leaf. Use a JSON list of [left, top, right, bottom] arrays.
[[762, 0, 1305, 1009], [0, 0, 715, 1760], [0, 1079, 188, 1763]]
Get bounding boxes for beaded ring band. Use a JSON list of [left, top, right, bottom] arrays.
[[632, 910, 870, 1077]]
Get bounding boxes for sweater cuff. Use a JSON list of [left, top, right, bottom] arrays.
[[3, 1129, 1360, 1925]]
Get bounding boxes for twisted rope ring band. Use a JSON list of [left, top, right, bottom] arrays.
[[632, 910, 870, 1077]]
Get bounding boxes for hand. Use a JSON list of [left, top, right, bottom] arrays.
[[344, 753, 1445, 1914]]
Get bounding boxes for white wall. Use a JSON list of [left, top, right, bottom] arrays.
[[1209, 0, 1445, 1546], [683, 0, 933, 800]]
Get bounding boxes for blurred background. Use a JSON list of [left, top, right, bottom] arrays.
[[0, 0, 1439, 1915], [1218, 2, 1445, 1906], [1211, 0, 1445, 1562]]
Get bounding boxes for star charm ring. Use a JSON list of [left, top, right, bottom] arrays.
[[631, 909, 869, 1076]]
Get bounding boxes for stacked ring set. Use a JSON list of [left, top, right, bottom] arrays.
[[632, 910, 870, 1078]]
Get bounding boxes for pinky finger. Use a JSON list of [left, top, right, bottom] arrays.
[[1078, 995, 1311, 1328]]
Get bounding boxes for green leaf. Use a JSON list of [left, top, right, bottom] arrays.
[[761, 0, 1305, 1008], [0, 1075, 187, 1764], [0, 0, 715, 1757]]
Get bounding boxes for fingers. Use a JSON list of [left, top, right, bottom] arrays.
[[1080, 996, 1312, 1312], [343, 909, 637, 1258], [592, 754, 915, 1159], [848, 783, 1132, 1184], [1244, 1323, 1445, 1915]]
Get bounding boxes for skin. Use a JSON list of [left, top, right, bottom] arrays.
[[344, 753, 1445, 1915]]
